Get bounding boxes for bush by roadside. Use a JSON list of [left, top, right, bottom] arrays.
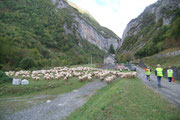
[[0, 71, 12, 84]]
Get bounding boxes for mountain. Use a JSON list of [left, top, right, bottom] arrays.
[[117, 0, 180, 60], [0, 0, 121, 70]]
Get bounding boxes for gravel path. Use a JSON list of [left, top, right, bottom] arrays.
[[137, 66, 180, 108], [4, 80, 107, 120]]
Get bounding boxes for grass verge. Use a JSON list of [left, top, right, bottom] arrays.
[[0, 77, 92, 98], [70, 64, 97, 68], [66, 78, 180, 120], [143, 55, 180, 70]]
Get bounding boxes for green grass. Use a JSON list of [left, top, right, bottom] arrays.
[[175, 80, 180, 84], [0, 77, 92, 98], [70, 64, 97, 68], [66, 78, 180, 120], [143, 54, 180, 70]]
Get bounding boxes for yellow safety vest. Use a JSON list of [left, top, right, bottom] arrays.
[[146, 69, 151, 75], [156, 68, 163, 77], [167, 69, 173, 77]]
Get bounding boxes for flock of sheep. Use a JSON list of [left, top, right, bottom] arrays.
[[5, 66, 137, 84]]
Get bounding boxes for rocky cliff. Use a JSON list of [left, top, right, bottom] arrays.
[[120, 0, 180, 56], [52, 0, 121, 51]]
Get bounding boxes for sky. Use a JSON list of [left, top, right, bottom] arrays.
[[68, 0, 157, 38]]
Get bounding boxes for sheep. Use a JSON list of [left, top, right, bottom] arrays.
[[15, 73, 19, 77], [64, 76, 69, 81], [32, 77, 37, 80], [88, 76, 92, 80], [35, 77, 40, 81], [78, 76, 83, 82], [131, 72, 137, 78], [99, 76, 104, 81], [22, 75, 26, 79], [55, 76, 59, 80], [45, 76, 50, 80], [79, 76, 87, 82], [50, 75, 54, 80], [120, 72, 136, 78], [105, 77, 113, 83], [26, 75, 30, 79]]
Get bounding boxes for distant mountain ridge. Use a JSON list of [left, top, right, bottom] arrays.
[[118, 0, 180, 59]]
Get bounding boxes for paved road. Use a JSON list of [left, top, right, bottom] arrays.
[[4, 80, 107, 120], [137, 66, 180, 108]]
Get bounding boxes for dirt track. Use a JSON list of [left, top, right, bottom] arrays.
[[137, 66, 180, 108], [3, 80, 106, 120]]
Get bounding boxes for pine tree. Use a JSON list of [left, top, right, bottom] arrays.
[[109, 44, 115, 54]]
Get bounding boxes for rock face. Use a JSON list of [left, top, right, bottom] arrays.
[[52, 0, 121, 51], [122, 0, 180, 46], [75, 17, 120, 51], [156, 50, 180, 57], [52, 0, 68, 9], [103, 54, 117, 65]]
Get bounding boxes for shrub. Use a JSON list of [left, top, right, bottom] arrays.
[[20, 57, 36, 70], [122, 52, 134, 64], [0, 70, 12, 84]]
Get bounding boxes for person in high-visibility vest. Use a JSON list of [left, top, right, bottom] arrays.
[[155, 64, 164, 87], [120, 68, 123, 72], [167, 66, 173, 82], [145, 67, 151, 81]]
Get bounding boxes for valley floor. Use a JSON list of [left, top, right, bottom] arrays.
[[1, 69, 180, 120]]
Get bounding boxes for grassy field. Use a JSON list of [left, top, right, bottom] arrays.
[[66, 78, 180, 120], [142, 47, 180, 70], [70, 64, 97, 68], [143, 55, 180, 70], [0, 77, 92, 98]]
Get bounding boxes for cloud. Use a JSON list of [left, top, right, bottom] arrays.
[[68, 0, 157, 38]]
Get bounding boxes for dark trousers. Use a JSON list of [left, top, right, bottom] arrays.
[[157, 76, 161, 87], [146, 75, 150, 81], [168, 77, 172, 82]]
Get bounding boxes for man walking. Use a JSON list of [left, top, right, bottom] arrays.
[[167, 66, 173, 82], [155, 64, 163, 87], [145, 67, 151, 81]]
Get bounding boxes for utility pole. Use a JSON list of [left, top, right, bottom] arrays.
[[104, 56, 105, 64], [91, 54, 92, 67]]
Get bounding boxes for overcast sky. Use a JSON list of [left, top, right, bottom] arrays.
[[68, 0, 157, 38]]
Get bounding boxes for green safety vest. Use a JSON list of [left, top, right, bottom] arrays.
[[156, 68, 163, 77], [146, 69, 151, 75], [120, 69, 122, 72], [167, 69, 173, 77]]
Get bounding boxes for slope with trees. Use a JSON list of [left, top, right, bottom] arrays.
[[0, 0, 117, 70]]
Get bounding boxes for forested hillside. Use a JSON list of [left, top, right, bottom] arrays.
[[0, 0, 116, 70], [117, 0, 180, 62]]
